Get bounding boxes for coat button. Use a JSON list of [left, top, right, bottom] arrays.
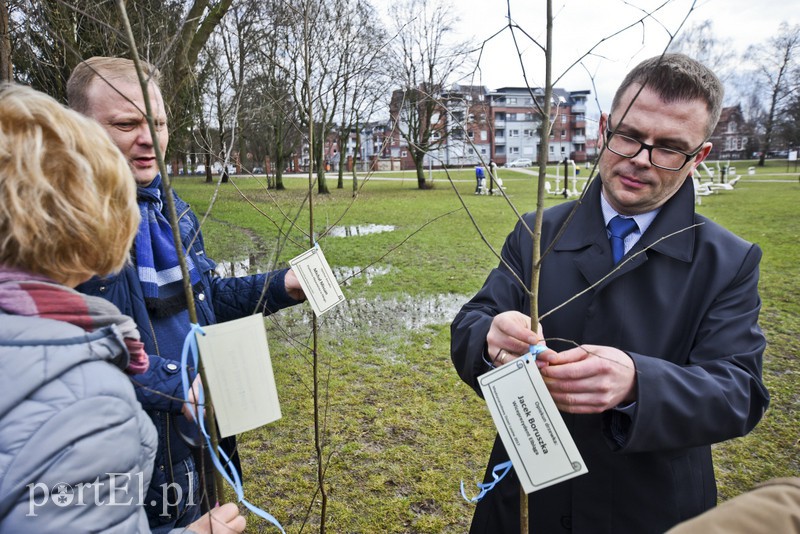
[[166, 363, 179, 373], [560, 515, 572, 529], [197, 293, 205, 301]]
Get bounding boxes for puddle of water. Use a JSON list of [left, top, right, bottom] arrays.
[[275, 293, 471, 335], [326, 224, 396, 238], [216, 257, 392, 289], [214, 255, 264, 278], [333, 265, 392, 286]]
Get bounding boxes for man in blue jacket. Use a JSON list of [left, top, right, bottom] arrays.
[[67, 56, 305, 532], [451, 54, 769, 533]]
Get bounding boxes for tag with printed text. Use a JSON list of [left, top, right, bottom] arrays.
[[196, 314, 281, 438], [479, 356, 588, 494], [289, 245, 345, 316]]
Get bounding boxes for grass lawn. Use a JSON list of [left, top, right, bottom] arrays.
[[172, 161, 799, 533]]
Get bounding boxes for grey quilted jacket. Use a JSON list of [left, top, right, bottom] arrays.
[[0, 313, 157, 532]]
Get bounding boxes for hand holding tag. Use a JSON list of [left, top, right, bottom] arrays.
[[289, 245, 345, 316], [479, 352, 588, 494]]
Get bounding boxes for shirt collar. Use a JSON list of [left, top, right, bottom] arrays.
[[600, 191, 659, 236]]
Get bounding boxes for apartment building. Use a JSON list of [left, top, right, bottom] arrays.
[[487, 87, 590, 166], [318, 83, 592, 173]]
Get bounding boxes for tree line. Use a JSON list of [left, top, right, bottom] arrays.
[[669, 20, 800, 165], [3, 1, 798, 193]]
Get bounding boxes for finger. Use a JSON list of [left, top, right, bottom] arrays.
[[537, 345, 592, 366], [212, 502, 241, 522], [228, 515, 247, 532]]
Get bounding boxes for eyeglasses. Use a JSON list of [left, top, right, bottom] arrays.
[[604, 117, 706, 171]]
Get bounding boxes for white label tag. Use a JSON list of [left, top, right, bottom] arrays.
[[479, 356, 588, 494], [195, 314, 281, 438], [289, 245, 345, 316]]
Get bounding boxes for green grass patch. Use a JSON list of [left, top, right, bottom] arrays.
[[172, 167, 799, 532]]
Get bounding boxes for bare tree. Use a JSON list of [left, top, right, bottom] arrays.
[[668, 20, 736, 83], [744, 22, 800, 165], [331, 1, 390, 191], [388, 0, 471, 189], [0, 0, 11, 81], [9, 0, 231, 163]]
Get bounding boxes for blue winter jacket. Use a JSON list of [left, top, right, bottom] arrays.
[[76, 189, 299, 492]]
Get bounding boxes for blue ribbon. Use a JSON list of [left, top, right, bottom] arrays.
[[461, 460, 513, 503], [527, 343, 547, 360], [181, 323, 286, 533], [461, 343, 548, 503]]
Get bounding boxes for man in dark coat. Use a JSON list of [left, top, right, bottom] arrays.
[[451, 54, 769, 534]]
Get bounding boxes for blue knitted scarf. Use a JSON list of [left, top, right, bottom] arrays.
[[135, 175, 201, 318]]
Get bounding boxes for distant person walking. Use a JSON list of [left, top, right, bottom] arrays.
[[475, 165, 486, 194], [489, 159, 499, 194]]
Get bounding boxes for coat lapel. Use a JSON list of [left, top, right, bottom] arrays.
[[551, 177, 697, 290]]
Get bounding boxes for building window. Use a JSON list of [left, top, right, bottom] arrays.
[[510, 129, 519, 137], [508, 97, 517, 104], [510, 147, 519, 154], [481, 131, 488, 141], [561, 114, 567, 123], [401, 150, 407, 157]]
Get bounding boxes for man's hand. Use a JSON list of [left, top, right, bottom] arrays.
[[188, 502, 246, 534], [537, 344, 636, 413], [284, 268, 306, 301], [487, 311, 547, 366], [181, 375, 202, 421]]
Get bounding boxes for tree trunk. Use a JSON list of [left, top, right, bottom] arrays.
[[0, 0, 12, 82]]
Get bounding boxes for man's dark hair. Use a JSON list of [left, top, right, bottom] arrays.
[[612, 53, 724, 138]]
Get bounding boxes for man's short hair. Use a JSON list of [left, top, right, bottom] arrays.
[[67, 56, 161, 114], [611, 53, 724, 139], [0, 83, 140, 281]]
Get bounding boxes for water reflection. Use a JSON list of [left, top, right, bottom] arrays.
[[215, 255, 261, 278], [333, 265, 392, 286], [277, 293, 470, 334], [216, 256, 392, 289], [326, 224, 396, 238]]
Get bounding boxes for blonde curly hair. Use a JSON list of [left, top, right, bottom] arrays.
[[0, 83, 139, 282]]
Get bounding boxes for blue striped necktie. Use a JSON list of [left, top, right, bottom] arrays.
[[608, 215, 638, 264]]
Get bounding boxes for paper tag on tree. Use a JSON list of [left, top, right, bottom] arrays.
[[195, 314, 281, 438], [289, 245, 345, 316], [479, 355, 588, 494]]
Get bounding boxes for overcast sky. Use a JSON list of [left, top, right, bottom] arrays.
[[447, 0, 798, 125]]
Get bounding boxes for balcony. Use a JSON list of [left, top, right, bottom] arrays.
[[494, 120, 506, 128], [570, 150, 588, 162], [495, 137, 506, 145], [571, 103, 586, 113], [572, 135, 586, 143]]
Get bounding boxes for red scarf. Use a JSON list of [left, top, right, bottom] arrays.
[[0, 267, 149, 374]]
